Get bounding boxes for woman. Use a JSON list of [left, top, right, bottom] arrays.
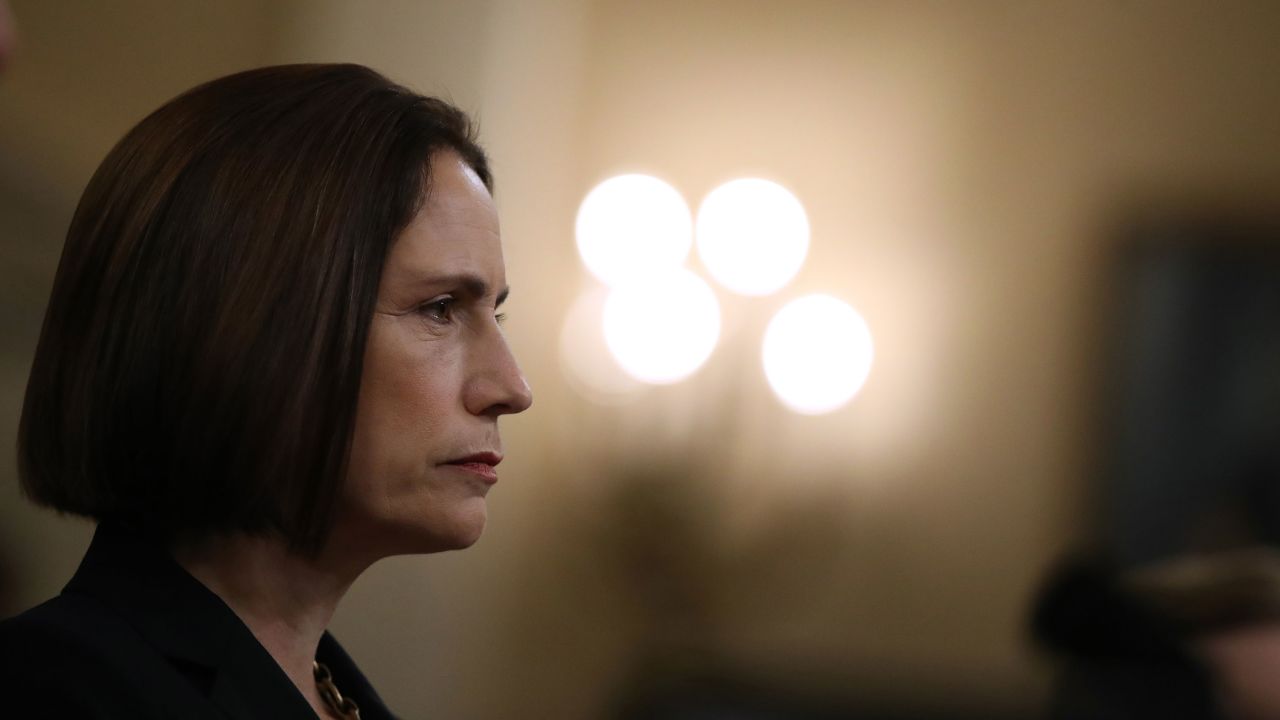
[[0, 64, 532, 718]]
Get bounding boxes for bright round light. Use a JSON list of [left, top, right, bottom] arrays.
[[696, 178, 809, 296], [762, 295, 873, 414], [603, 269, 721, 384], [575, 174, 693, 287], [559, 287, 643, 402]]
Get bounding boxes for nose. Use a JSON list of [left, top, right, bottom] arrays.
[[466, 330, 533, 418]]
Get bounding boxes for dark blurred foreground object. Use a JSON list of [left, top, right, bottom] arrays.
[[1034, 549, 1280, 719], [1105, 210, 1280, 566], [1031, 556, 1224, 719], [1054, 206, 1280, 718]]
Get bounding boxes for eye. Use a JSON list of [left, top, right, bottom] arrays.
[[495, 312, 508, 326], [417, 297, 455, 324]]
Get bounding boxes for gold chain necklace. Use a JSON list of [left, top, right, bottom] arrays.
[[313, 661, 362, 719]]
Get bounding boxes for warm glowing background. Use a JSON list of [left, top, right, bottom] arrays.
[[2, 1, 1279, 718]]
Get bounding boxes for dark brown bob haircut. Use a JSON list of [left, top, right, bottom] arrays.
[[18, 64, 492, 553]]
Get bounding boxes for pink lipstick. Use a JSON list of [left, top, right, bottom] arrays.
[[444, 452, 502, 484]]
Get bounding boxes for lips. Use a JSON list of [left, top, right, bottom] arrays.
[[442, 452, 502, 483], [447, 451, 502, 467]]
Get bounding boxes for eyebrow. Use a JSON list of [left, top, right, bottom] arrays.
[[415, 272, 510, 308]]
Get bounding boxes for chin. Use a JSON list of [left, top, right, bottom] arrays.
[[334, 496, 490, 559], [428, 519, 486, 552], [402, 502, 489, 554]]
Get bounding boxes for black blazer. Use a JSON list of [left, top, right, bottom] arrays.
[[0, 523, 397, 719]]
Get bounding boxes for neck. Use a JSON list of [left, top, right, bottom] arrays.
[[172, 532, 367, 717]]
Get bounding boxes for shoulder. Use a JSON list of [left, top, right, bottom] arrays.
[[0, 594, 163, 717], [0, 591, 139, 661]]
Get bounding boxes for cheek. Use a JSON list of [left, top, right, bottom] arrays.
[[365, 366, 447, 442], [348, 325, 460, 481]]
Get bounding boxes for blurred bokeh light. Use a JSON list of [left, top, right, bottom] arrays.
[[762, 294, 874, 414], [695, 177, 810, 296], [574, 173, 692, 287], [558, 285, 643, 402], [603, 268, 721, 385]]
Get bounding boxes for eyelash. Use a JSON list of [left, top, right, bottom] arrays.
[[416, 298, 507, 326]]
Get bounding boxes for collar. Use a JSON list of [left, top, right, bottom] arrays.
[[63, 522, 394, 719]]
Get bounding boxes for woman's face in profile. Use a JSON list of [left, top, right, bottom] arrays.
[[335, 151, 532, 559]]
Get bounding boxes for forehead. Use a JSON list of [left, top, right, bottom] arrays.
[[421, 151, 493, 220], [383, 151, 503, 282]]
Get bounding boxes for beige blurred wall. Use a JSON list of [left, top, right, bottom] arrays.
[[3, 1, 1280, 718]]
